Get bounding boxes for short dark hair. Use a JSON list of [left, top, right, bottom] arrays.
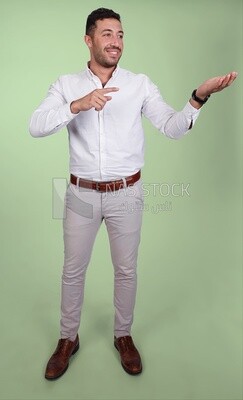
[[85, 8, 121, 35]]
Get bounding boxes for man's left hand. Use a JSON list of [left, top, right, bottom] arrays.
[[196, 71, 238, 99]]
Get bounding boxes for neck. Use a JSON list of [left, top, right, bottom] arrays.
[[88, 61, 117, 86]]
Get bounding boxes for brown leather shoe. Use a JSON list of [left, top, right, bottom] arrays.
[[114, 335, 142, 375], [45, 335, 79, 380]]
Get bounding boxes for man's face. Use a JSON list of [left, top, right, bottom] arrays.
[[86, 18, 124, 68]]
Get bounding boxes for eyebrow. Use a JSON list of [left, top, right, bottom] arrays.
[[101, 29, 124, 35]]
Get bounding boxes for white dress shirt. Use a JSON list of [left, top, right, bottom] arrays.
[[29, 65, 200, 180]]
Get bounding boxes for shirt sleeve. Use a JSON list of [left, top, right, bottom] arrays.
[[142, 76, 200, 139], [29, 77, 77, 137]]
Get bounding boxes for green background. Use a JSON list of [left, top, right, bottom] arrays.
[[0, 0, 242, 399]]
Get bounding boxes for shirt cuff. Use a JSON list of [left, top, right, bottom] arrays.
[[182, 101, 201, 118], [61, 102, 78, 121]]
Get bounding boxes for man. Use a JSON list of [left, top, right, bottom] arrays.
[[29, 7, 237, 380]]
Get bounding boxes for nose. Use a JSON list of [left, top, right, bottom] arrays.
[[111, 39, 119, 47], [111, 35, 121, 48]]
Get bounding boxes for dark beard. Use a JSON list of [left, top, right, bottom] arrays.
[[94, 52, 121, 68]]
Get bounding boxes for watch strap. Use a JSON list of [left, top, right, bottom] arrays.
[[191, 89, 210, 105]]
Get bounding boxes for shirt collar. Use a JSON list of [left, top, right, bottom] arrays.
[[86, 62, 120, 80]]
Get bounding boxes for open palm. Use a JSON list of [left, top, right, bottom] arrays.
[[197, 71, 238, 98]]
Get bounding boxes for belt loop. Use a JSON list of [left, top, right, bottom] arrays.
[[76, 177, 80, 189], [122, 177, 127, 189]]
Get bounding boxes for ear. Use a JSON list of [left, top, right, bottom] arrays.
[[84, 35, 92, 48]]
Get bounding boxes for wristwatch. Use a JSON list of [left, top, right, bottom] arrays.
[[191, 89, 211, 105]]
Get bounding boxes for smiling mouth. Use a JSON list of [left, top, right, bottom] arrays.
[[105, 48, 121, 56]]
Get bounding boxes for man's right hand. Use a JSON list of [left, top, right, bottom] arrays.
[[70, 87, 119, 114]]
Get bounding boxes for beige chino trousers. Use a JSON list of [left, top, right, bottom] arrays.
[[60, 178, 144, 341]]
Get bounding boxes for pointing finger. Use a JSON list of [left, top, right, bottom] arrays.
[[101, 87, 119, 94]]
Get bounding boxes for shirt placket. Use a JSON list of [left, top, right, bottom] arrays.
[[98, 108, 105, 180], [92, 78, 106, 180]]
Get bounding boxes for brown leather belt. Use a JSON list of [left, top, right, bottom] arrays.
[[70, 170, 141, 192]]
